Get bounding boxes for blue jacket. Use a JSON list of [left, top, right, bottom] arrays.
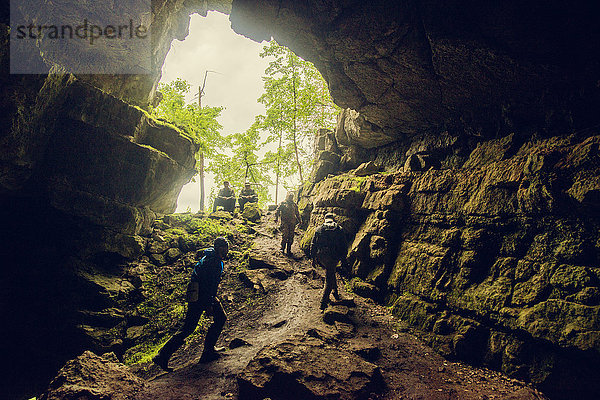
[[191, 248, 224, 301]]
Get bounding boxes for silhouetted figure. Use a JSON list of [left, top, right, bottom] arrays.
[[274, 192, 300, 255], [153, 237, 229, 371], [213, 181, 236, 213], [238, 182, 258, 211], [311, 213, 347, 310]]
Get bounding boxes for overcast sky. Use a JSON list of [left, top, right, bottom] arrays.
[[159, 11, 271, 212]]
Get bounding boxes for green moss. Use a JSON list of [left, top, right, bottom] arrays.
[[166, 228, 186, 237], [299, 226, 316, 253]]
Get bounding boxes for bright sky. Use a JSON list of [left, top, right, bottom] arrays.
[[159, 11, 271, 212]]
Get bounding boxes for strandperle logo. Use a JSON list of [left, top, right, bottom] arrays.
[[10, 0, 152, 74], [14, 19, 149, 45]]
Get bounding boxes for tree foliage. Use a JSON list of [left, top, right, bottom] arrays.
[[152, 78, 223, 157], [208, 122, 273, 206], [256, 41, 339, 191]]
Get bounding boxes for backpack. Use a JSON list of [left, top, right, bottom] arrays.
[[313, 221, 346, 260], [186, 249, 223, 302], [279, 201, 297, 224]]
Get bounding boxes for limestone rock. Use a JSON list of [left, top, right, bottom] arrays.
[[209, 210, 233, 220], [238, 338, 384, 400], [351, 280, 381, 301], [39, 351, 144, 400], [323, 305, 352, 325], [354, 161, 380, 177], [238, 269, 286, 293], [165, 247, 182, 262], [335, 109, 395, 149], [241, 202, 262, 221]]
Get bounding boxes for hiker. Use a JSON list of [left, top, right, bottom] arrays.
[[153, 237, 229, 371], [274, 192, 300, 255], [238, 182, 258, 211], [213, 181, 236, 213], [311, 213, 347, 310]]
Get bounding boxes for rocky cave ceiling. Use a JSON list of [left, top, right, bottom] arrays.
[[158, 0, 600, 141]]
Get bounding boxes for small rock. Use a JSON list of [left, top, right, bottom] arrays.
[[39, 351, 144, 399], [241, 203, 262, 222], [331, 297, 356, 307], [148, 239, 170, 254], [165, 247, 181, 261], [238, 338, 384, 400], [209, 210, 233, 220], [229, 338, 252, 349], [323, 305, 352, 325], [149, 253, 166, 266], [271, 320, 287, 328], [126, 325, 145, 341], [335, 321, 355, 337], [351, 344, 381, 362]]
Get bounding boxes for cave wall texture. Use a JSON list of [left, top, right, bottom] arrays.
[[1, 0, 600, 399]]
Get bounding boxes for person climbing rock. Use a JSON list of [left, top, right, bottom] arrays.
[[213, 181, 236, 213], [153, 237, 229, 371], [274, 192, 300, 256], [311, 213, 348, 310], [238, 182, 258, 211]]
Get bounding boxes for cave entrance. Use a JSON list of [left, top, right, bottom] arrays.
[[160, 11, 270, 213]]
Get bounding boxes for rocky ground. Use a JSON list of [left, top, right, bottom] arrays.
[[40, 211, 548, 400]]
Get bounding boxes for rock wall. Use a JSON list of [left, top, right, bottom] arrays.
[[299, 132, 600, 399]]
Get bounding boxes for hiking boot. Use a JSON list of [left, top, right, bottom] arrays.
[[152, 355, 173, 372], [199, 350, 221, 363]]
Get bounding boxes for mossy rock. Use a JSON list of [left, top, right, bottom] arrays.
[[209, 210, 233, 220], [241, 203, 262, 222], [300, 226, 316, 254], [351, 279, 381, 300]]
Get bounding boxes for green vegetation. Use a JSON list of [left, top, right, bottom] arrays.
[[153, 41, 338, 210], [151, 78, 224, 211], [122, 214, 238, 366], [208, 124, 273, 206], [257, 41, 339, 199]]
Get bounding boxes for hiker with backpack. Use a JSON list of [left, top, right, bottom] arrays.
[[274, 192, 301, 255], [153, 237, 229, 371], [311, 213, 348, 310]]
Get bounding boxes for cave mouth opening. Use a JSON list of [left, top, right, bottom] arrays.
[[158, 10, 270, 213], [161, 10, 336, 213]]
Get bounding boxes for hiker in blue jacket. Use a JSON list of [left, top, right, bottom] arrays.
[[153, 237, 229, 371]]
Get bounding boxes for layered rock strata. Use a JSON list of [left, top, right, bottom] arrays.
[[300, 133, 600, 399]]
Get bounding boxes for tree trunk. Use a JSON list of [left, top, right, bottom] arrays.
[[199, 152, 205, 212], [290, 56, 304, 184], [275, 129, 282, 204]]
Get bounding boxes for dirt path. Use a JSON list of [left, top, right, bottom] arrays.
[[134, 215, 547, 400]]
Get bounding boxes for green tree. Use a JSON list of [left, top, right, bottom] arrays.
[[152, 78, 223, 211], [257, 41, 339, 200], [208, 123, 273, 207]]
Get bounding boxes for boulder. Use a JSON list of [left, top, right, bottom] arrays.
[[354, 161, 380, 177], [209, 210, 233, 220], [241, 202, 262, 221], [39, 351, 144, 400], [238, 337, 384, 400]]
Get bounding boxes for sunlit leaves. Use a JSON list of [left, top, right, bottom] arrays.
[[152, 78, 224, 157]]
